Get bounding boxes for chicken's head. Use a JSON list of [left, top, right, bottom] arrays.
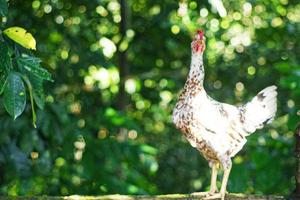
[[191, 30, 206, 54]]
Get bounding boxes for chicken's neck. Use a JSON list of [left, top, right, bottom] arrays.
[[186, 53, 205, 88]]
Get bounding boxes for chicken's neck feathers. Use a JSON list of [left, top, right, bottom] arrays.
[[187, 53, 205, 87]]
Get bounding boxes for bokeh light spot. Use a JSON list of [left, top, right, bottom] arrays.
[[128, 130, 138, 139], [257, 57, 266, 65], [287, 99, 295, 108], [44, 4, 52, 14], [99, 37, 117, 58], [171, 25, 180, 34], [271, 17, 283, 27], [236, 82, 244, 92], [32, 0, 41, 9], [98, 128, 109, 139], [61, 50, 69, 60], [30, 151, 39, 159], [243, 2, 252, 16], [149, 5, 161, 15], [125, 79, 137, 94], [189, 1, 197, 10], [200, 8, 209, 17], [247, 66, 256, 75], [96, 6, 108, 17], [55, 15, 64, 24], [213, 80, 222, 89]]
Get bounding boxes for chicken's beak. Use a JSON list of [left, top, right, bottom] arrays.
[[197, 39, 204, 46], [195, 29, 205, 43]]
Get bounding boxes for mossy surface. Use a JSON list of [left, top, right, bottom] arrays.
[[0, 193, 286, 200]]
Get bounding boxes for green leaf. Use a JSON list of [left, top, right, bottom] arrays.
[[17, 56, 53, 82], [0, 42, 11, 94], [28, 73, 45, 109], [3, 72, 26, 119], [0, 0, 8, 17], [21, 74, 37, 127], [3, 27, 36, 50]]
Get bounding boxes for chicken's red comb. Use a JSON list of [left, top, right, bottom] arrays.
[[197, 29, 204, 40]]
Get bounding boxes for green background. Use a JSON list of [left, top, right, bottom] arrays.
[[0, 0, 299, 196]]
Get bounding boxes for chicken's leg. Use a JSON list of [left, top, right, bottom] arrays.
[[207, 163, 219, 195], [204, 161, 232, 200], [219, 165, 231, 200], [191, 163, 219, 197]]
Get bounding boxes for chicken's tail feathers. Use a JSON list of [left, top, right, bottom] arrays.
[[241, 85, 277, 133]]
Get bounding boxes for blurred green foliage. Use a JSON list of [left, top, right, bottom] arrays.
[[0, 0, 299, 196]]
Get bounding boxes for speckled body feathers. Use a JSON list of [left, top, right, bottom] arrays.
[[172, 50, 277, 169]]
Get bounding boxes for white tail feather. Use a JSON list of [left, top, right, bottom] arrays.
[[242, 85, 277, 133]]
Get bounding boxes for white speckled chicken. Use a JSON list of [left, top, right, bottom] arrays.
[[172, 30, 277, 200]]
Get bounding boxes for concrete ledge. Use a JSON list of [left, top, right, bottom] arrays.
[[0, 193, 286, 200]]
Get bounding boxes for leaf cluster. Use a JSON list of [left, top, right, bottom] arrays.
[[0, 1, 52, 127]]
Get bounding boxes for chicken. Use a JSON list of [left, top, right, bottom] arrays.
[[172, 30, 277, 200]]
